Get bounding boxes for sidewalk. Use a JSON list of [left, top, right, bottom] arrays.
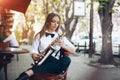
[[67, 54, 120, 80], [0, 45, 120, 80]]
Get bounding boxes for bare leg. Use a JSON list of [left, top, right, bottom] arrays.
[[25, 69, 34, 77]]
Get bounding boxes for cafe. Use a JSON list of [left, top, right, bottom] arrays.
[[0, 0, 31, 80]]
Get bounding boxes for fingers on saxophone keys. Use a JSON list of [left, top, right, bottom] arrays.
[[37, 54, 44, 59], [34, 54, 40, 60], [33, 56, 39, 60], [37, 54, 40, 56]]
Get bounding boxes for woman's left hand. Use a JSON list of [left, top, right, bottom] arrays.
[[55, 38, 64, 47]]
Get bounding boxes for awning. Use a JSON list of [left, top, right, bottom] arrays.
[[0, 0, 31, 13]]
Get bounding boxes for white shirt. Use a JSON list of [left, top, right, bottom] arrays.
[[31, 31, 75, 59], [3, 34, 19, 47]]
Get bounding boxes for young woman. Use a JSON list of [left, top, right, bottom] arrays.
[[16, 12, 76, 80]]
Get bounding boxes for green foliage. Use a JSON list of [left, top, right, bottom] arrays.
[[98, 0, 111, 3], [97, 0, 111, 11], [117, 2, 120, 6], [109, 8, 115, 13], [90, 0, 113, 12], [93, 0, 98, 2], [52, 0, 60, 3], [86, 2, 92, 8]]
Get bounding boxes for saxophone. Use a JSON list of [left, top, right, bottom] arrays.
[[32, 34, 63, 66]]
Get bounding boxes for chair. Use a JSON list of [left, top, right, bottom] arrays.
[[0, 60, 9, 80], [30, 51, 70, 80], [0, 42, 9, 80], [30, 69, 68, 80], [0, 42, 9, 49]]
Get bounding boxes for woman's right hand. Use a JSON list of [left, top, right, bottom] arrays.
[[31, 53, 40, 61]]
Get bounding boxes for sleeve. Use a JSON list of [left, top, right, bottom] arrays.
[[62, 37, 76, 51], [30, 35, 40, 54], [3, 36, 11, 42]]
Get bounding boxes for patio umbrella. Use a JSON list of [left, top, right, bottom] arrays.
[[0, 0, 31, 13]]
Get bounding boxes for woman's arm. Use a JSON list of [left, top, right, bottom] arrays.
[[56, 37, 76, 54], [31, 35, 41, 60], [61, 44, 76, 54]]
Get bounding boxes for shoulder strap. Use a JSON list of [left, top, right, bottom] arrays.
[[38, 35, 41, 53]]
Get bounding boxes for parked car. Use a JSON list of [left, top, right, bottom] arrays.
[[112, 34, 120, 55]]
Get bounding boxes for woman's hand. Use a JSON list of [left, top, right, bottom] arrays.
[[55, 37, 76, 54], [31, 53, 40, 61], [55, 38, 64, 47]]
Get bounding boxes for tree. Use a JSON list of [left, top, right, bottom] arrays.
[[89, 0, 94, 58], [98, 0, 115, 64], [41, 0, 79, 39]]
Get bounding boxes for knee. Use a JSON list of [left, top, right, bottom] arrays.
[[63, 56, 71, 67], [66, 56, 71, 64]]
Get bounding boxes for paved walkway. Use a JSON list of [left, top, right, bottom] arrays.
[[0, 45, 120, 80]]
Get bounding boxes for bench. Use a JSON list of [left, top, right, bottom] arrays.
[[75, 42, 88, 53], [75, 42, 96, 55]]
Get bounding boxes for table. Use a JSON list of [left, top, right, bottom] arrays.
[[0, 47, 29, 61], [0, 47, 29, 54], [0, 47, 29, 80]]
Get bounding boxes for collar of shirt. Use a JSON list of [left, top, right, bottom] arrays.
[[45, 30, 56, 34]]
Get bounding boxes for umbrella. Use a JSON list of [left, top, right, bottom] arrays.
[[0, 0, 31, 13]]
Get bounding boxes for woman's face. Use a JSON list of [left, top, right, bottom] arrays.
[[48, 16, 60, 32]]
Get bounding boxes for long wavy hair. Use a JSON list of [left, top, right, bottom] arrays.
[[35, 13, 61, 38]]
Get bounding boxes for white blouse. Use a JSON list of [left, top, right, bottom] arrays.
[[31, 31, 75, 59]]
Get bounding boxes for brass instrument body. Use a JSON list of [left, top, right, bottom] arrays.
[[32, 34, 63, 66], [33, 46, 55, 66]]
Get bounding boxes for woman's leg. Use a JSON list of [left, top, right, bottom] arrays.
[[32, 56, 71, 75], [15, 56, 56, 80], [16, 69, 34, 80], [16, 56, 71, 80], [57, 56, 71, 73], [37, 56, 71, 74]]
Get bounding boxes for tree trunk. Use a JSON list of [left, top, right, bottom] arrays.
[[89, 0, 94, 58], [64, 17, 78, 39], [98, 0, 115, 64]]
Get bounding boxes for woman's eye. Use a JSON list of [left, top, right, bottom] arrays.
[[51, 20, 60, 24]]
